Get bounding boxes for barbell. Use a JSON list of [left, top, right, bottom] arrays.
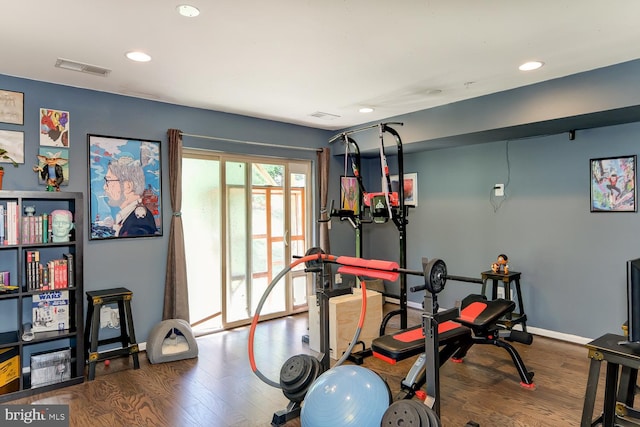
[[300, 248, 481, 296]]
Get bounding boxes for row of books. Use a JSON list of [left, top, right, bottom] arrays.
[[21, 214, 52, 245], [0, 202, 19, 245], [25, 251, 74, 291], [0, 203, 56, 245]]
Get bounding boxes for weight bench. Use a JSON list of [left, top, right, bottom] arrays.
[[372, 295, 535, 399]]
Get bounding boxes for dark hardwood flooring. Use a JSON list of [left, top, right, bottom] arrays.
[[7, 305, 611, 426]]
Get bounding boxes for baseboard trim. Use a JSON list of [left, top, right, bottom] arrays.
[[387, 298, 592, 345]]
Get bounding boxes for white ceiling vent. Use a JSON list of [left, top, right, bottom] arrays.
[[55, 58, 111, 77], [310, 111, 341, 120]]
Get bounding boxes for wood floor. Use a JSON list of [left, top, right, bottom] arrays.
[[7, 305, 611, 426]]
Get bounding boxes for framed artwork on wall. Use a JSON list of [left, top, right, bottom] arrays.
[[340, 176, 359, 214], [40, 108, 70, 147], [590, 155, 636, 212], [0, 89, 24, 125], [88, 134, 162, 240], [0, 130, 24, 164], [387, 173, 418, 207]]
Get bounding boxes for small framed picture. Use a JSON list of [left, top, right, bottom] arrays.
[[340, 176, 359, 214], [387, 173, 418, 207], [590, 155, 636, 212], [0, 89, 24, 125]]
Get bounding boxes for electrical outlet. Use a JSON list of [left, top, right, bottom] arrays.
[[494, 183, 504, 197]]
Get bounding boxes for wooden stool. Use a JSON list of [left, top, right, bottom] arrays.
[[84, 287, 140, 380]]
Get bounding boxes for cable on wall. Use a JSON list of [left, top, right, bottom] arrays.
[[490, 140, 511, 213], [179, 132, 322, 152]]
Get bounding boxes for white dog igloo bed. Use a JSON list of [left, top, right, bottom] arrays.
[[147, 319, 198, 364]]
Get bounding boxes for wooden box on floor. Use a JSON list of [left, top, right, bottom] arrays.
[[308, 289, 382, 360]]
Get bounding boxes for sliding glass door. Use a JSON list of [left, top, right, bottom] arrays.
[[182, 149, 312, 333]]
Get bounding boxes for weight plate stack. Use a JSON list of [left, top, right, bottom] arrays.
[[381, 399, 442, 426], [279, 354, 322, 403]]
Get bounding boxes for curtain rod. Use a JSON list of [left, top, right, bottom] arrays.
[[180, 132, 323, 153]]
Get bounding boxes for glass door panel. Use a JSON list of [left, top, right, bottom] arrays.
[[225, 162, 249, 323], [182, 155, 222, 333], [251, 163, 286, 316], [183, 150, 312, 330], [290, 171, 309, 308]]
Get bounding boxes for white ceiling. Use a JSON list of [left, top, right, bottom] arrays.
[[2, 1, 640, 131]]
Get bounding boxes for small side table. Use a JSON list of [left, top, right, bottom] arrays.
[[84, 287, 140, 380], [581, 333, 640, 426], [480, 271, 527, 331]]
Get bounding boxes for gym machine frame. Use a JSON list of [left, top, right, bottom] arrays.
[[329, 122, 412, 333]]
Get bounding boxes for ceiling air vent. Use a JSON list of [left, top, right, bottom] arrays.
[[55, 58, 111, 77], [310, 111, 341, 120]]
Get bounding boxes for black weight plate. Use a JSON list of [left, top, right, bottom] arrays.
[[282, 355, 321, 403], [280, 354, 310, 386], [406, 400, 432, 426], [304, 247, 325, 269], [425, 406, 442, 427], [426, 259, 447, 294], [381, 400, 423, 426]]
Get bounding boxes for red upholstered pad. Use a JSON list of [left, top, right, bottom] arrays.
[[393, 320, 462, 343], [336, 256, 400, 281], [371, 321, 471, 362], [456, 299, 515, 328]]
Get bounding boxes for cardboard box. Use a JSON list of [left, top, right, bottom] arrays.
[[0, 347, 20, 394], [308, 289, 382, 359], [32, 290, 70, 332], [30, 348, 71, 388]]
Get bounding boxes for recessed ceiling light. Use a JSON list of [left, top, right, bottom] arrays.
[[359, 107, 374, 113], [519, 61, 544, 71], [126, 51, 152, 62], [177, 4, 200, 17]]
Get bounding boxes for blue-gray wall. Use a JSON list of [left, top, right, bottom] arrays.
[[3, 58, 640, 344], [337, 124, 637, 339], [327, 59, 640, 340], [0, 74, 329, 344]]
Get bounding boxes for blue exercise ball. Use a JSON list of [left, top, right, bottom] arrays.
[[301, 365, 391, 427]]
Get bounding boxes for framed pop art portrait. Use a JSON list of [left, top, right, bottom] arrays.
[[88, 134, 162, 240], [590, 155, 636, 212]]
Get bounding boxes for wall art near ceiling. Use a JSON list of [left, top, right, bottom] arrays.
[[88, 134, 162, 240], [0, 89, 24, 125], [0, 130, 25, 164], [340, 176, 360, 214], [590, 155, 636, 212], [387, 173, 418, 207], [40, 108, 70, 147]]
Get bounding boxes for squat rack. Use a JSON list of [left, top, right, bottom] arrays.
[[329, 122, 411, 332]]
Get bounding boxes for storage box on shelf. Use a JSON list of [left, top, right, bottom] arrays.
[[0, 190, 83, 401]]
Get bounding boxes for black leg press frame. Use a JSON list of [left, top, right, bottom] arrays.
[[372, 293, 536, 401]]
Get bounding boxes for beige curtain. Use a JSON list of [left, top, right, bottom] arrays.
[[317, 147, 331, 253], [163, 129, 189, 321]]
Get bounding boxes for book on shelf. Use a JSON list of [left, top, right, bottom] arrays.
[[0, 205, 4, 245], [63, 253, 73, 288], [3, 201, 19, 245], [30, 348, 71, 389], [32, 290, 70, 333]]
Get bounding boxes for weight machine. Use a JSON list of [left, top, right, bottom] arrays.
[[328, 122, 412, 333]]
